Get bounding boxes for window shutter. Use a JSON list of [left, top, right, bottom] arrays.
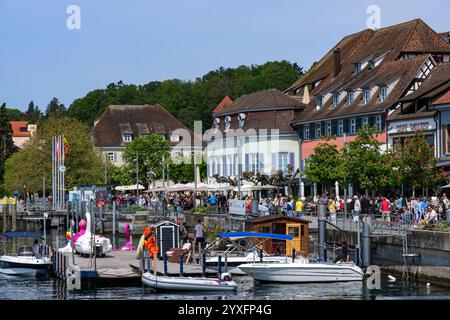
[[343, 118, 349, 134], [223, 155, 227, 176], [207, 161, 210, 177], [356, 118, 362, 132], [381, 115, 386, 132], [298, 125, 304, 140], [259, 153, 264, 173], [289, 152, 295, 170], [272, 153, 277, 172], [321, 122, 325, 138], [245, 154, 250, 172], [331, 120, 338, 135], [368, 115, 375, 127]]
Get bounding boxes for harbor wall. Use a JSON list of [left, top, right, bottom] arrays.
[[321, 228, 450, 285]]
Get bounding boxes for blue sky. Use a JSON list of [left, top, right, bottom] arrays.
[[0, 0, 448, 111]]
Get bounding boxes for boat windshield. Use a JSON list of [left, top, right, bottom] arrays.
[[17, 245, 34, 257]]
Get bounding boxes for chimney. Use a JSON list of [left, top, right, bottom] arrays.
[[333, 48, 341, 77]]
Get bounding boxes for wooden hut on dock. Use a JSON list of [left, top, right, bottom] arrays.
[[247, 216, 310, 256]]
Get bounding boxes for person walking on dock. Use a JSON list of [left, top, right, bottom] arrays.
[[195, 219, 205, 249]]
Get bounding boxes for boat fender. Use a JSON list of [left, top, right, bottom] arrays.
[[221, 273, 232, 282]]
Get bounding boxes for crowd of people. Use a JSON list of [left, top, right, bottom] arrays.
[[103, 190, 450, 227]]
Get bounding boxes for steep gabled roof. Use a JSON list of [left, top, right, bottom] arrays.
[[214, 89, 304, 117], [91, 104, 191, 147], [288, 19, 450, 124], [286, 29, 373, 93], [10, 121, 31, 137], [399, 62, 450, 102], [212, 96, 233, 114], [293, 55, 432, 124]]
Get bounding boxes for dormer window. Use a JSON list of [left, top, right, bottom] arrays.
[[347, 91, 355, 105], [363, 89, 371, 105], [378, 86, 388, 103], [316, 94, 323, 109], [354, 63, 361, 74], [123, 133, 133, 142], [224, 116, 231, 132], [238, 113, 246, 128], [212, 118, 220, 129], [332, 93, 340, 108]]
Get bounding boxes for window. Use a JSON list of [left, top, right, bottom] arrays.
[[223, 155, 227, 176], [19, 126, 28, 132], [316, 95, 323, 108], [224, 116, 231, 132], [379, 86, 388, 102], [332, 93, 340, 108], [316, 123, 321, 138], [238, 113, 246, 128], [212, 118, 220, 129], [326, 121, 332, 136], [347, 91, 354, 105], [363, 89, 371, 104], [338, 120, 344, 135], [375, 115, 382, 131], [288, 227, 299, 238], [362, 117, 368, 127], [350, 118, 356, 134], [107, 152, 115, 163], [278, 152, 288, 174], [354, 63, 361, 74], [304, 125, 310, 140], [444, 124, 450, 155], [122, 134, 132, 142]]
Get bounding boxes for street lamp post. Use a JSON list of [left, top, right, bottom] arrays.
[[136, 153, 139, 196]]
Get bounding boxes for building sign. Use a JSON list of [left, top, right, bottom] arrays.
[[228, 200, 246, 216], [388, 118, 435, 135]]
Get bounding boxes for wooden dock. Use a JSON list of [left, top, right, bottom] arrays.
[[58, 250, 218, 286]]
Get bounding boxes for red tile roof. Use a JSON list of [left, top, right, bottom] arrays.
[[434, 90, 450, 105], [212, 96, 233, 114], [9, 121, 31, 137]]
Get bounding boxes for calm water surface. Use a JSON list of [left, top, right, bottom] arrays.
[[1, 221, 450, 300]]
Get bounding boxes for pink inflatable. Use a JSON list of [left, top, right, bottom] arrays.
[[72, 219, 86, 244], [113, 223, 136, 251]]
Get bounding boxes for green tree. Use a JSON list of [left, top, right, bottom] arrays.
[[3, 116, 103, 193], [66, 60, 303, 130], [23, 101, 43, 123], [0, 103, 14, 184], [394, 133, 448, 195], [342, 126, 396, 192], [45, 97, 65, 117], [122, 134, 171, 187], [303, 137, 345, 191]]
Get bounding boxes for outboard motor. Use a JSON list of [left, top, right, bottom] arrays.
[[221, 272, 233, 282]]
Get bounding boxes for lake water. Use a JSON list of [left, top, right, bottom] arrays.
[[1, 221, 450, 300]]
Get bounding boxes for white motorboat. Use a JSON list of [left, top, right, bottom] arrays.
[[142, 272, 238, 292], [0, 232, 52, 277], [205, 232, 293, 275], [75, 211, 112, 257], [238, 258, 364, 283]]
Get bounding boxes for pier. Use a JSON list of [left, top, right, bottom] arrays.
[[51, 250, 218, 288]]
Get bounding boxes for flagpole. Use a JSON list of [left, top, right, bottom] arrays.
[[62, 135, 64, 211], [52, 136, 55, 211]]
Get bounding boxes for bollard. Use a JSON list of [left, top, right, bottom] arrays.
[[218, 255, 222, 277], [318, 203, 327, 262], [292, 248, 296, 262], [11, 199, 17, 232], [179, 253, 184, 277], [224, 253, 228, 272], [259, 249, 263, 262], [202, 252, 206, 277], [2, 197, 9, 233], [163, 253, 168, 276], [362, 222, 371, 267]]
